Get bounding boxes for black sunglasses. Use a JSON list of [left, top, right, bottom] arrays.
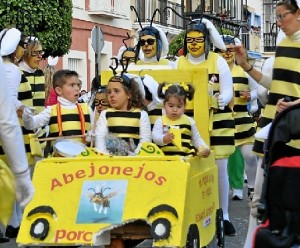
[[140, 38, 156, 46], [186, 37, 205, 43], [31, 50, 45, 57], [94, 99, 109, 107], [217, 48, 235, 53], [122, 57, 135, 62]]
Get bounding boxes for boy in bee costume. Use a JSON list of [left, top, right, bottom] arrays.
[[22, 70, 94, 148], [174, 18, 236, 236]]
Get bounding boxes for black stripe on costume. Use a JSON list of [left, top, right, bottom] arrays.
[[182, 141, 193, 149], [253, 139, 264, 155], [233, 105, 248, 112], [163, 151, 194, 156], [49, 130, 83, 137], [182, 134, 192, 140], [185, 111, 194, 117], [273, 68, 300, 85], [18, 90, 32, 101], [235, 128, 256, 140], [49, 114, 90, 125], [33, 98, 45, 107], [106, 111, 141, 119], [259, 117, 272, 129], [268, 93, 298, 106], [148, 109, 162, 116], [234, 116, 254, 125], [108, 126, 139, 135], [23, 70, 44, 77], [276, 46, 300, 59], [180, 124, 192, 130], [213, 120, 235, 129], [21, 126, 34, 135], [210, 136, 235, 146], [233, 77, 248, 85], [31, 84, 45, 92]]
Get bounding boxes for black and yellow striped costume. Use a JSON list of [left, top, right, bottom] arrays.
[[160, 115, 195, 156], [148, 108, 163, 130], [49, 103, 91, 143], [106, 108, 142, 146], [232, 65, 256, 146], [253, 38, 300, 156], [22, 69, 47, 149], [177, 52, 235, 159]]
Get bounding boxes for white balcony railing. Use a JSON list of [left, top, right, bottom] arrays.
[[88, 0, 130, 19]]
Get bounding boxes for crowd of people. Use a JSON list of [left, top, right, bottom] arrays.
[[1, 0, 300, 247]]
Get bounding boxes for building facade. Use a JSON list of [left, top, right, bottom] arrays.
[[54, 0, 279, 90]]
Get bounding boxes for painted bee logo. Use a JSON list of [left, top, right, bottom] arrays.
[[87, 186, 119, 214]]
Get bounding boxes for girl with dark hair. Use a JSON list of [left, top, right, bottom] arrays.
[[152, 83, 210, 157]]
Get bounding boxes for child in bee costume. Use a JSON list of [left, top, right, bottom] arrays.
[[95, 61, 151, 156], [22, 69, 94, 149], [0, 57, 34, 242], [152, 82, 210, 157], [174, 18, 236, 236]]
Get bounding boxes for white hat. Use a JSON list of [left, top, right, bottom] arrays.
[[199, 18, 226, 50], [0, 28, 21, 56], [142, 74, 162, 104]]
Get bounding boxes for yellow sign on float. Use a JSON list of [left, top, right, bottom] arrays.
[[17, 147, 218, 247], [17, 69, 222, 247]]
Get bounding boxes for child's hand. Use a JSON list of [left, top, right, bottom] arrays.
[[163, 132, 174, 144], [197, 145, 211, 158]]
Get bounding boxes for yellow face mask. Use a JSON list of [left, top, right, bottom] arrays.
[[219, 45, 235, 65], [186, 31, 205, 57]]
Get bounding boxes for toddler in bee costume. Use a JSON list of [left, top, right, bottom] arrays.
[[152, 82, 210, 157]]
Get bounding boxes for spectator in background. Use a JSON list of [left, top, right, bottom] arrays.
[[44, 57, 58, 107]]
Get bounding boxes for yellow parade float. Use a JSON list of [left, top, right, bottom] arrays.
[[17, 69, 224, 247]]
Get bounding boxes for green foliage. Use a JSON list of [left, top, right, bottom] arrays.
[[0, 0, 72, 57], [169, 31, 185, 56], [216, 27, 234, 36]]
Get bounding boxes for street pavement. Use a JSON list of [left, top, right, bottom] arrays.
[[0, 187, 251, 248]]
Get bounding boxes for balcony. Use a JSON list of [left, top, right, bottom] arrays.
[[88, 0, 130, 19], [263, 33, 276, 52], [133, 0, 184, 35]]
